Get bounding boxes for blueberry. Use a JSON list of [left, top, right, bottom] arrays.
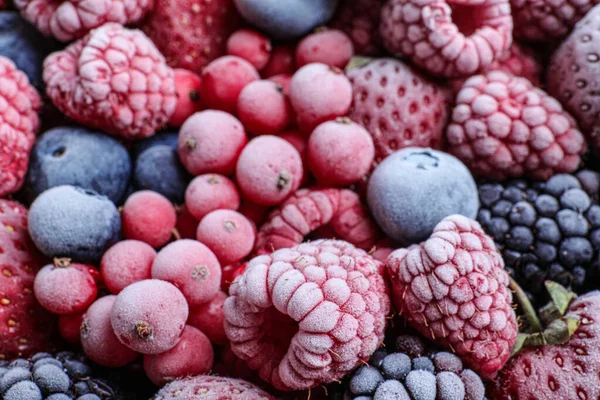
[[133, 131, 179, 158], [460, 370, 485, 400], [33, 364, 70, 394], [436, 371, 465, 400], [509, 202, 537, 226], [62, 359, 92, 379], [47, 394, 72, 400], [544, 174, 581, 196], [505, 226, 534, 252], [405, 370, 436, 400], [412, 357, 435, 373], [381, 353, 411, 379], [0, 367, 8, 379], [31, 353, 53, 363], [32, 358, 62, 373], [556, 209, 588, 236], [560, 189, 591, 212], [559, 237, 593, 267], [9, 359, 30, 368], [3, 380, 42, 400], [133, 145, 189, 203], [478, 184, 502, 206], [373, 380, 410, 400], [77, 395, 101, 400], [0, 367, 31, 393], [535, 194, 559, 216], [233, 0, 339, 39], [367, 148, 478, 245], [535, 218, 561, 244], [349, 366, 384, 395], [28, 185, 121, 263], [25, 127, 132, 203]]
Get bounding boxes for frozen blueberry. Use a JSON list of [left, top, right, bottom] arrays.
[[373, 380, 410, 400], [405, 370, 436, 400], [62, 359, 91, 379], [47, 394, 71, 400], [32, 358, 62, 373], [9, 359, 30, 368], [436, 371, 465, 400], [77, 395, 101, 400], [133, 145, 189, 203], [381, 353, 411, 379], [0, 367, 31, 393], [367, 148, 479, 245], [33, 364, 70, 394], [25, 127, 132, 203], [3, 381, 42, 400], [233, 0, 339, 39], [133, 131, 179, 158], [412, 357, 435, 373], [349, 366, 384, 395], [28, 185, 121, 263]]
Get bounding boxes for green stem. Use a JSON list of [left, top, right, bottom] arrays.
[[509, 277, 543, 333]]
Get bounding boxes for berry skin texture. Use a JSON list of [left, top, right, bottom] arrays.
[[153, 375, 274, 400], [111, 279, 189, 354], [295, 29, 355, 69], [227, 29, 272, 71], [307, 118, 375, 186], [34, 259, 98, 315], [380, 0, 513, 78], [100, 240, 156, 294], [178, 110, 248, 176], [224, 239, 390, 391], [175, 205, 200, 240], [43, 23, 177, 140], [144, 325, 214, 386], [151, 239, 222, 307], [261, 44, 296, 78], [122, 191, 177, 249], [329, 0, 385, 56], [185, 174, 241, 221], [58, 312, 84, 345], [237, 80, 293, 136], [188, 291, 228, 346], [169, 69, 203, 128], [290, 63, 353, 133], [221, 262, 247, 293], [447, 71, 586, 180], [386, 215, 518, 379], [235, 135, 304, 206]]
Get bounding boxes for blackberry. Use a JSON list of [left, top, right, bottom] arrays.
[[477, 171, 600, 301]]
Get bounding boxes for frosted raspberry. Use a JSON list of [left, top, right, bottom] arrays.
[[224, 239, 390, 391], [295, 29, 355, 69], [386, 215, 518, 379], [43, 23, 177, 140], [330, 0, 385, 56], [188, 291, 228, 346], [380, 0, 513, 78], [153, 375, 274, 400], [0, 56, 42, 198], [227, 29, 272, 71], [446, 71, 586, 180], [14, 0, 154, 41]]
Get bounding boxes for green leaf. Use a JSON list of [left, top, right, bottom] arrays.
[[543, 316, 580, 345], [545, 281, 576, 316], [345, 56, 374, 72], [510, 277, 543, 333]]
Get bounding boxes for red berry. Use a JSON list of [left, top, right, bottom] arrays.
[[262, 45, 296, 78], [185, 174, 241, 221], [295, 29, 354, 69], [226, 29, 272, 71], [152, 239, 222, 307], [237, 80, 293, 136], [58, 312, 85, 345], [178, 110, 248, 176], [278, 130, 311, 186], [100, 240, 157, 294], [188, 291, 228, 345], [34, 258, 98, 315], [267, 74, 292, 95], [329, 0, 385, 57], [196, 210, 255, 265], [169, 69, 203, 127], [236, 136, 304, 206], [122, 191, 177, 248], [200, 56, 260, 114], [175, 205, 200, 240], [238, 200, 270, 227], [221, 262, 247, 293]]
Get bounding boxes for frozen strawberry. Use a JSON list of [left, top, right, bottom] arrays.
[[58, 312, 84, 345], [196, 210, 255, 266], [330, 0, 385, 56], [261, 44, 296, 78], [154, 375, 274, 400], [100, 240, 156, 294], [237, 80, 293, 136], [169, 69, 203, 127], [295, 29, 354, 69], [122, 191, 177, 249], [185, 174, 241, 221], [227, 29, 272, 71]]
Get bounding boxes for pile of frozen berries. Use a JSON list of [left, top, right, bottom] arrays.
[[1, 0, 600, 398]]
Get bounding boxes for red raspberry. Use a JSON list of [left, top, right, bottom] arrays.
[[380, 0, 513, 78], [175, 205, 200, 240], [188, 290, 228, 346], [329, 0, 385, 56], [141, 0, 240, 72], [262, 44, 296, 78], [347, 58, 450, 161], [446, 71, 586, 180], [185, 174, 241, 221], [237, 80, 293, 136], [58, 312, 84, 345], [15, 0, 153, 41], [0, 56, 42, 198], [43, 23, 177, 140], [178, 110, 248, 176], [387, 215, 518, 379], [295, 29, 355, 69], [122, 191, 177, 249], [100, 240, 156, 294], [227, 29, 272, 71], [224, 239, 390, 391], [153, 375, 275, 400], [169, 69, 203, 127]]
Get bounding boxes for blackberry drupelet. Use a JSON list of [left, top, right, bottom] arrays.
[[477, 171, 600, 302]]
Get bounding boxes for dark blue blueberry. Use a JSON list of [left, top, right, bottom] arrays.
[[349, 366, 384, 395], [556, 209, 588, 236], [491, 199, 513, 217], [508, 201, 536, 226], [405, 370, 436, 400], [486, 217, 510, 242], [33, 364, 70, 394], [369, 350, 388, 368], [3, 380, 42, 400], [0, 367, 30, 393], [534, 194, 559, 216], [544, 174, 581, 196], [381, 353, 411, 379], [133, 131, 179, 158], [436, 372, 465, 400], [559, 237, 593, 267], [374, 380, 410, 400], [478, 184, 502, 207], [62, 359, 91, 379], [32, 358, 62, 373], [505, 226, 534, 252], [77, 394, 101, 400], [501, 186, 524, 202], [412, 357, 435, 373], [47, 394, 72, 400], [133, 145, 189, 203], [536, 218, 561, 244], [560, 189, 591, 211], [577, 170, 600, 197], [534, 241, 557, 263], [30, 353, 52, 363], [9, 359, 30, 368]]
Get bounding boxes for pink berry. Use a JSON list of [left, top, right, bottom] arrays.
[[187, 291, 228, 346], [185, 174, 241, 221], [295, 29, 354, 69], [262, 45, 296, 78], [226, 29, 272, 71], [290, 63, 353, 133], [236, 135, 304, 206], [307, 118, 375, 185], [58, 312, 85, 345], [200, 56, 260, 114], [238, 200, 270, 227], [34, 258, 98, 315], [100, 240, 156, 294], [196, 210, 255, 265], [237, 80, 293, 136], [151, 239, 221, 307], [122, 191, 177, 248], [267, 74, 292, 95], [81, 295, 139, 367], [278, 130, 310, 185], [111, 279, 189, 354], [178, 110, 248, 176], [175, 205, 199, 240], [169, 69, 203, 127], [221, 262, 247, 294]]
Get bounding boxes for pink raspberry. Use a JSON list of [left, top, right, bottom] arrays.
[[329, 0, 385, 56], [237, 80, 293, 136], [386, 215, 518, 379], [43, 23, 176, 140], [15, 0, 153, 41], [169, 68, 203, 127], [446, 71, 586, 180], [188, 290, 228, 346], [295, 29, 355, 69], [380, 0, 513, 78], [0, 56, 42, 198], [153, 375, 275, 400], [100, 240, 156, 294], [227, 29, 272, 71], [185, 174, 241, 221], [224, 239, 390, 391], [262, 45, 296, 78], [122, 191, 177, 249], [58, 312, 84, 345]]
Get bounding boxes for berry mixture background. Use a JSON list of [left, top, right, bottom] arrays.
[[0, 0, 600, 399]]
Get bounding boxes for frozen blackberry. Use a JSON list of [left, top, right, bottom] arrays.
[[477, 171, 600, 301]]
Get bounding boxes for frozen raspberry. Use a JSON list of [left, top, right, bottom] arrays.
[[236, 135, 304, 206], [196, 210, 255, 266], [261, 44, 296, 78], [307, 118, 374, 186], [238, 200, 270, 228], [144, 325, 214, 386], [100, 240, 156, 294], [33, 258, 98, 315], [176, 205, 200, 240], [380, 0, 513, 78], [43, 23, 177, 140], [153, 375, 274, 400], [224, 239, 390, 391], [295, 29, 354, 69], [188, 291, 228, 346], [446, 71, 586, 180], [81, 295, 138, 367], [151, 239, 221, 307], [0, 56, 42, 198], [221, 262, 247, 294], [329, 0, 385, 56], [122, 191, 177, 249], [14, 0, 153, 41], [185, 174, 241, 221], [111, 279, 189, 354], [178, 110, 247, 176], [386, 215, 518, 379], [58, 312, 84, 345], [237, 80, 293, 136], [227, 29, 272, 71], [200, 56, 260, 114], [290, 63, 353, 133], [169, 69, 203, 127]]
